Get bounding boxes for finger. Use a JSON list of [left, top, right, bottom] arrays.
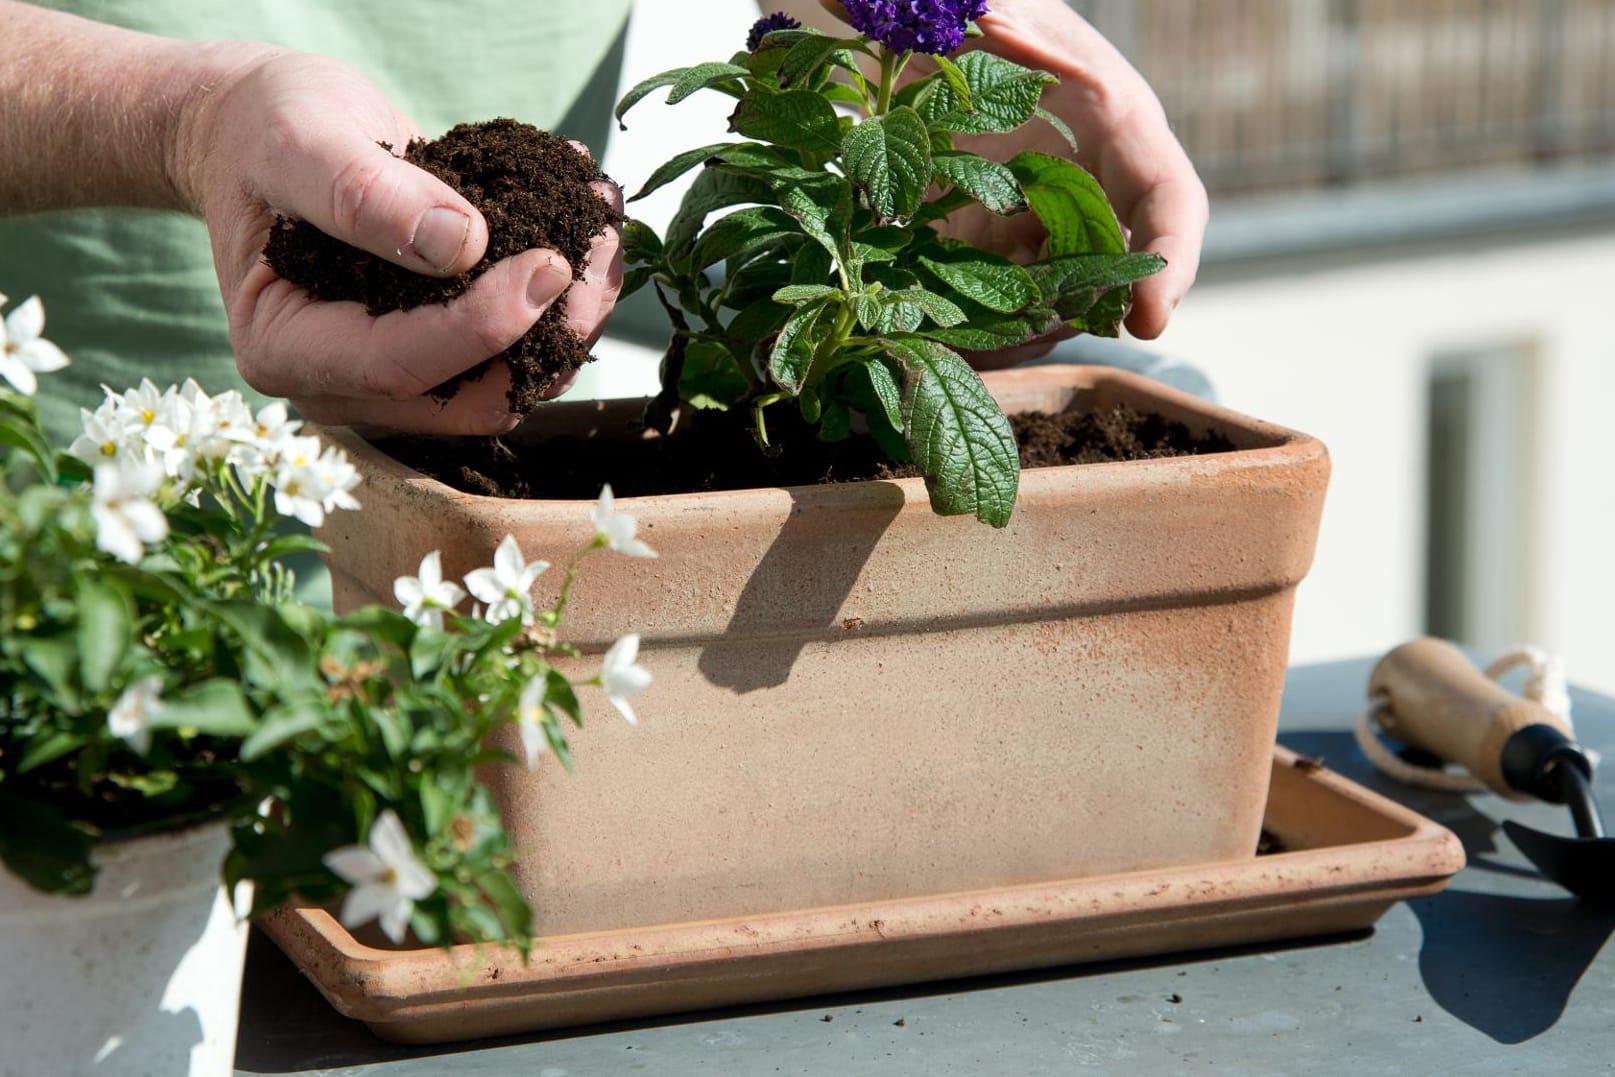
[[258, 123, 489, 276], [235, 248, 572, 399], [292, 365, 522, 436], [1118, 175, 1207, 339], [537, 368, 581, 402], [561, 179, 626, 349]]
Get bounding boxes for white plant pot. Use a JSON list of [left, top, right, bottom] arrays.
[[0, 820, 252, 1077]]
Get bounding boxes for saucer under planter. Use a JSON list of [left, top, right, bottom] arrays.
[[0, 820, 252, 1077], [312, 364, 1330, 938]]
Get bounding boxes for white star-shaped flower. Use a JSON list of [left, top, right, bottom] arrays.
[[599, 633, 652, 726], [393, 550, 466, 629], [0, 294, 69, 396], [106, 675, 164, 756], [321, 810, 437, 945], [591, 485, 657, 559], [271, 437, 361, 527], [515, 676, 551, 769], [464, 535, 549, 625], [90, 461, 169, 564]]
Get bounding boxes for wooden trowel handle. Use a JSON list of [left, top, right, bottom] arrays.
[[1367, 638, 1575, 800]]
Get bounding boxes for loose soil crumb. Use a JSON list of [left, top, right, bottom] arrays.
[[1256, 829, 1286, 855], [377, 401, 1235, 500], [263, 118, 619, 413]]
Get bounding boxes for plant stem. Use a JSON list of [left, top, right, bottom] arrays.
[[749, 391, 791, 454], [876, 49, 895, 115]]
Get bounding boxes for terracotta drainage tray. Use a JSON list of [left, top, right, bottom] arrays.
[[262, 748, 1464, 1045]]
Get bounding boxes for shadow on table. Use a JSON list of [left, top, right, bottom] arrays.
[[1409, 891, 1614, 1044], [1281, 729, 1615, 1045]]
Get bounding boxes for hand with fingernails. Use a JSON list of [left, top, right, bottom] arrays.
[[792, 0, 1207, 362], [177, 47, 624, 435]]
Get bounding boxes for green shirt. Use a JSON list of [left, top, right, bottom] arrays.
[[3, 0, 633, 441]]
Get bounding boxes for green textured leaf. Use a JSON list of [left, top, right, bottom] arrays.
[[1007, 151, 1126, 256], [931, 151, 1026, 215], [920, 52, 1054, 135], [616, 67, 686, 127], [884, 337, 1020, 527], [860, 356, 904, 432], [919, 296, 1056, 351], [621, 217, 664, 264], [772, 284, 837, 304], [665, 168, 777, 261], [917, 248, 1037, 313], [1035, 106, 1079, 152], [667, 62, 750, 104], [768, 298, 832, 393], [1066, 287, 1131, 337], [779, 34, 855, 88], [853, 290, 883, 331], [841, 106, 932, 221], [690, 206, 800, 270], [629, 142, 740, 202], [729, 90, 843, 155], [1027, 252, 1166, 310], [778, 179, 852, 262], [74, 576, 132, 695], [932, 55, 974, 111], [875, 291, 925, 333], [905, 288, 967, 327]]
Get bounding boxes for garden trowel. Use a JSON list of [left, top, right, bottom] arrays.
[[1368, 637, 1615, 904]]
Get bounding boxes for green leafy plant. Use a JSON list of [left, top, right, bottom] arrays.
[[0, 295, 653, 952], [617, 1, 1164, 527]]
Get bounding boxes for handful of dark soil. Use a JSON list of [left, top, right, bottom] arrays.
[[263, 118, 620, 413]]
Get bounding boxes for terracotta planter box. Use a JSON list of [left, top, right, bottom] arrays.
[[315, 364, 1330, 939]]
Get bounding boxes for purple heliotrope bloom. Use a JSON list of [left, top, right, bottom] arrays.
[[841, 0, 989, 55], [746, 11, 803, 51]]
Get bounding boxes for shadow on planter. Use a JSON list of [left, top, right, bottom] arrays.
[[698, 484, 905, 693]]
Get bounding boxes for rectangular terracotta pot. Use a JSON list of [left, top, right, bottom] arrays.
[[315, 365, 1330, 939]]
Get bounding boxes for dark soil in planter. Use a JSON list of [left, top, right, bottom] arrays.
[[264, 119, 619, 413], [376, 401, 1235, 500]]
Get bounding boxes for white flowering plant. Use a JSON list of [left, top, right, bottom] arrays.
[[0, 295, 651, 952]]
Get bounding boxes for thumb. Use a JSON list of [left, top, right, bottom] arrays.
[[261, 127, 489, 277]]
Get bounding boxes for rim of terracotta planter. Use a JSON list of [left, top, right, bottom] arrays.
[[318, 364, 1330, 648], [332, 364, 1322, 512]]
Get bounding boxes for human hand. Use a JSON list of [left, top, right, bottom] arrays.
[[175, 48, 623, 434], [807, 0, 1204, 351], [963, 0, 1207, 342]]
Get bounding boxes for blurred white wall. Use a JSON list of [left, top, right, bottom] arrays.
[[1153, 232, 1615, 694]]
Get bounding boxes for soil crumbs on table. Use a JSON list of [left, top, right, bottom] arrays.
[[263, 118, 618, 413], [377, 401, 1236, 501]]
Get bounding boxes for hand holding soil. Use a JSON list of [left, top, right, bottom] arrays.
[[178, 50, 622, 434]]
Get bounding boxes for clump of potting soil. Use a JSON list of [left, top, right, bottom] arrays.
[[1012, 403, 1235, 467], [376, 402, 1235, 501], [264, 118, 620, 413]]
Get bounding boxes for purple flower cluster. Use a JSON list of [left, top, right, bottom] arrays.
[[841, 0, 989, 55], [746, 11, 803, 51]]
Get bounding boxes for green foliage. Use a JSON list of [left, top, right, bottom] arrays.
[[0, 385, 631, 956], [615, 14, 1165, 526]]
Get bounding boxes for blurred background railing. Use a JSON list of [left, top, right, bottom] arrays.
[[1074, 0, 1615, 195]]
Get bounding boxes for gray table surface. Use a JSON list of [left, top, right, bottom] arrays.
[[234, 655, 1615, 1076]]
